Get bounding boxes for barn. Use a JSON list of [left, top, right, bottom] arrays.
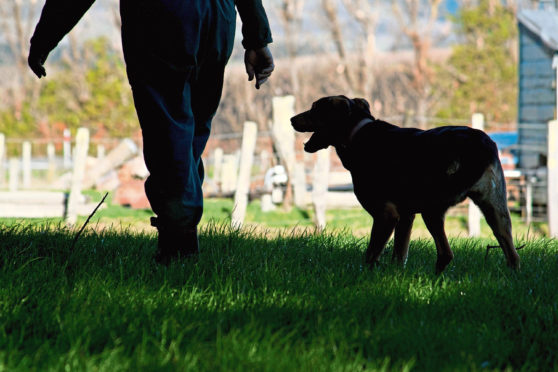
[[517, 8, 558, 170]]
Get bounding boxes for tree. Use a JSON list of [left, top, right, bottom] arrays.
[[0, 36, 137, 138], [37, 37, 137, 137], [392, 0, 446, 128], [278, 0, 305, 108], [0, 0, 42, 131], [321, 0, 357, 94], [437, 0, 517, 127], [340, 0, 379, 100]]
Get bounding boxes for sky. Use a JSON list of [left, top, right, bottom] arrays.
[[446, 0, 459, 13]]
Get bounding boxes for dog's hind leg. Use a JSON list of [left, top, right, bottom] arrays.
[[422, 211, 453, 274], [365, 203, 399, 268], [392, 213, 415, 266], [468, 164, 520, 270]]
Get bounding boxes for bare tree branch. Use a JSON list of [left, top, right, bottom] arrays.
[[340, 0, 378, 99], [321, 0, 355, 94], [278, 0, 305, 108], [391, 0, 445, 128], [0, 0, 43, 119]]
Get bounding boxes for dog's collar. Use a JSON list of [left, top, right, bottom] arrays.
[[348, 118, 374, 143]]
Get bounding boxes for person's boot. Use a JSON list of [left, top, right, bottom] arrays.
[[151, 217, 199, 265]]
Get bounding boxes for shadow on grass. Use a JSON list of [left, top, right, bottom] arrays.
[[0, 221, 557, 371]]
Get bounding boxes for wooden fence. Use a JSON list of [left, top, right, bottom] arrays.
[[1, 95, 556, 236], [0, 129, 139, 224], [205, 96, 558, 236]]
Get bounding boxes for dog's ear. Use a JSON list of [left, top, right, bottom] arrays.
[[328, 96, 352, 117], [353, 98, 371, 114]]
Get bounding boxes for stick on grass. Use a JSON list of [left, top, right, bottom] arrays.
[[70, 192, 108, 250], [485, 243, 525, 260]]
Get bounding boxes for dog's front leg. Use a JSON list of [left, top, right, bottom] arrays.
[[365, 203, 399, 268], [392, 213, 416, 266]]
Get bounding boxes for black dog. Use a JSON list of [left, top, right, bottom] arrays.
[[291, 96, 520, 274]]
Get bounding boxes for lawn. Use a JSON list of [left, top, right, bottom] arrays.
[[0, 218, 557, 371], [8, 192, 546, 240]]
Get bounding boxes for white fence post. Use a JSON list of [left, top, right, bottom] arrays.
[[271, 95, 297, 205], [47, 143, 56, 183], [525, 178, 533, 226], [82, 139, 137, 189], [63, 129, 71, 169], [97, 144, 106, 160], [293, 162, 307, 208], [9, 158, 19, 192], [232, 122, 258, 228], [468, 113, 483, 237], [0, 134, 5, 186], [22, 141, 32, 189], [313, 148, 330, 231], [548, 120, 558, 237], [66, 128, 90, 225], [220, 153, 239, 195], [213, 147, 224, 191]]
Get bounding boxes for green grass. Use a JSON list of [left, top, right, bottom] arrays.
[[1, 192, 547, 239], [1, 221, 557, 371], [78, 194, 550, 239]]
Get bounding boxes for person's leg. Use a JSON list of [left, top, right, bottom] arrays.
[[119, 0, 235, 262], [131, 80, 200, 216], [130, 75, 204, 261], [190, 62, 227, 190], [188, 0, 236, 222], [121, 1, 202, 262]]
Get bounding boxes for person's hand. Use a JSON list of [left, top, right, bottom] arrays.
[[28, 45, 48, 78], [244, 46, 274, 89]]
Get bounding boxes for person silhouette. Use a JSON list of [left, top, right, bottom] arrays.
[[28, 0, 274, 264]]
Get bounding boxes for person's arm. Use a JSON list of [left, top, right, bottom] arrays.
[[235, 0, 273, 50], [236, 0, 274, 89], [28, 0, 96, 78]]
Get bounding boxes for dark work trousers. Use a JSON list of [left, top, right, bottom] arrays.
[[120, 0, 236, 229]]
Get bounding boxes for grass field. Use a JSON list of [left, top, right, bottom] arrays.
[[5, 193, 548, 240], [1, 218, 557, 371]]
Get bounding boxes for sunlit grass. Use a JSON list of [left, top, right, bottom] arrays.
[[0, 193, 547, 240], [0, 221, 557, 370]]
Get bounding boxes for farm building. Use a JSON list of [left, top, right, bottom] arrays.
[[517, 7, 558, 169]]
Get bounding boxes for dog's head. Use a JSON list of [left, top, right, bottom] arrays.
[[291, 96, 372, 153]]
